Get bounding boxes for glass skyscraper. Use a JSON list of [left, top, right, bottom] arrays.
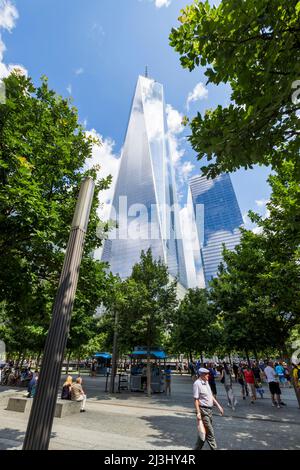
[[189, 173, 243, 287], [102, 76, 188, 288]]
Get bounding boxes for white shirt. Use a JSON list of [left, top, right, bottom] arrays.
[[264, 366, 278, 383], [193, 378, 214, 407]]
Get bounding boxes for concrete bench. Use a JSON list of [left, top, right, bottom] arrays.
[[6, 397, 81, 417]]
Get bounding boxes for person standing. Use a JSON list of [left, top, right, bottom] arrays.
[[91, 359, 97, 377], [27, 371, 38, 398], [251, 361, 262, 384], [275, 362, 286, 387], [193, 368, 224, 450], [237, 365, 247, 400], [164, 365, 172, 396], [220, 363, 237, 410], [264, 361, 283, 408], [71, 377, 87, 412], [243, 365, 257, 404], [232, 363, 239, 383], [207, 362, 217, 398]]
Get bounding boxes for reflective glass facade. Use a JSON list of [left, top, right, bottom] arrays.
[[189, 173, 243, 286], [102, 76, 188, 287]]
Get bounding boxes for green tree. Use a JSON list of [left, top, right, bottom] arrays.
[[172, 288, 220, 363], [108, 250, 178, 395], [170, 0, 300, 178], [0, 72, 111, 357]]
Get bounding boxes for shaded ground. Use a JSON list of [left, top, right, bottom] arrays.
[[0, 374, 299, 450]]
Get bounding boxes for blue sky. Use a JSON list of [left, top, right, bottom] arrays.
[[0, 0, 271, 226]]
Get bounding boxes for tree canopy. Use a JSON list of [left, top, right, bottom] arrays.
[[170, 0, 300, 178], [0, 72, 111, 357]]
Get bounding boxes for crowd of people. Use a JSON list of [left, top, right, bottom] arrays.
[[191, 359, 300, 411], [0, 360, 36, 389], [193, 360, 300, 450]]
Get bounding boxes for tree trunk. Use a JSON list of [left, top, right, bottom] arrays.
[[147, 351, 151, 397], [20, 353, 25, 368], [17, 352, 21, 364], [66, 351, 71, 374], [245, 351, 250, 367], [200, 353, 204, 364], [36, 351, 42, 369], [109, 309, 119, 394], [253, 348, 258, 362]]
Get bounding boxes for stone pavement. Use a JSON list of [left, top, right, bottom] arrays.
[[0, 374, 299, 450]]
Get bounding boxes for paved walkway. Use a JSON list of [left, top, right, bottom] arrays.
[[0, 375, 299, 450]]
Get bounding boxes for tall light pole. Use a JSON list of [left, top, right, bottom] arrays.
[[109, 309, 119, 393], [23, 177, 95, 450]]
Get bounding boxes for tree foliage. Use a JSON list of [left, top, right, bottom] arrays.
[[0, 72, 111, 356], [171, 288, 220, 360], [209, 162, 300, 356], [170, 0, 300, 178]]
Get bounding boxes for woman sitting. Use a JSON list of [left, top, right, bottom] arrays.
[[61, 375, 73, 400]]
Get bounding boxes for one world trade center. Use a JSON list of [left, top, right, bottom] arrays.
[[101, 75, 188, 288]]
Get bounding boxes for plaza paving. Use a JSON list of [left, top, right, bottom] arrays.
[[0, 374, 299, 450]]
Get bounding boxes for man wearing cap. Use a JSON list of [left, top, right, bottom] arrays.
[[193, 367, 224, 450]]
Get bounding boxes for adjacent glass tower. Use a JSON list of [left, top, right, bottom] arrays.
[[189, 173, 243, 287], [102, 76, 188, 288]]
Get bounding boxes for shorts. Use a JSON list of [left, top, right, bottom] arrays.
[[269, 381, 281, 395]]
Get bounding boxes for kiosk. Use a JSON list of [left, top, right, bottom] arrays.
[[93, 352, 112, 375], [129, 347, 167, 393]]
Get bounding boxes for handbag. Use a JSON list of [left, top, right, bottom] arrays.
[[197, 417, 206, 442]]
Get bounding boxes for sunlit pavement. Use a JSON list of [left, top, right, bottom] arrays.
[[0, 374, 299, 450]]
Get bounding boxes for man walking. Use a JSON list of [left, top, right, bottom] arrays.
[[193, 368, 224, 450], [264, 361, 284, 408]]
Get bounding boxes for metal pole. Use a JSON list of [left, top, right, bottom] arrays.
[[22, 177, 95, 450], [109, 309, 119, 393]]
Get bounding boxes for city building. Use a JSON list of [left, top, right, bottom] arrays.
[[101, 75, 188, 289], [189, 173, 243, 287]]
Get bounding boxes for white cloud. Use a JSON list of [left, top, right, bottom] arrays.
[[0, 1, 27, 79], [0, 35, 5, 61], [186, 82, 208, 110], [166, 104, 184, 164], [166, 104, 184, 134], [180, 161, 195, 181], [139, 0, 171, 8], [154, 0, 171, 7], [243, 199, 270, 234], [255, 198, 269, 208], [85, 129, 120, 221], [75, 67, 84, 75], [0, 0, 18, 31], [66, 84, 72, 95], [165, 103, 195, 187]]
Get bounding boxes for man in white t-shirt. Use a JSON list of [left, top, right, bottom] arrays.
[[193, 368, 224, 450], [264, 361, 283, 408]]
